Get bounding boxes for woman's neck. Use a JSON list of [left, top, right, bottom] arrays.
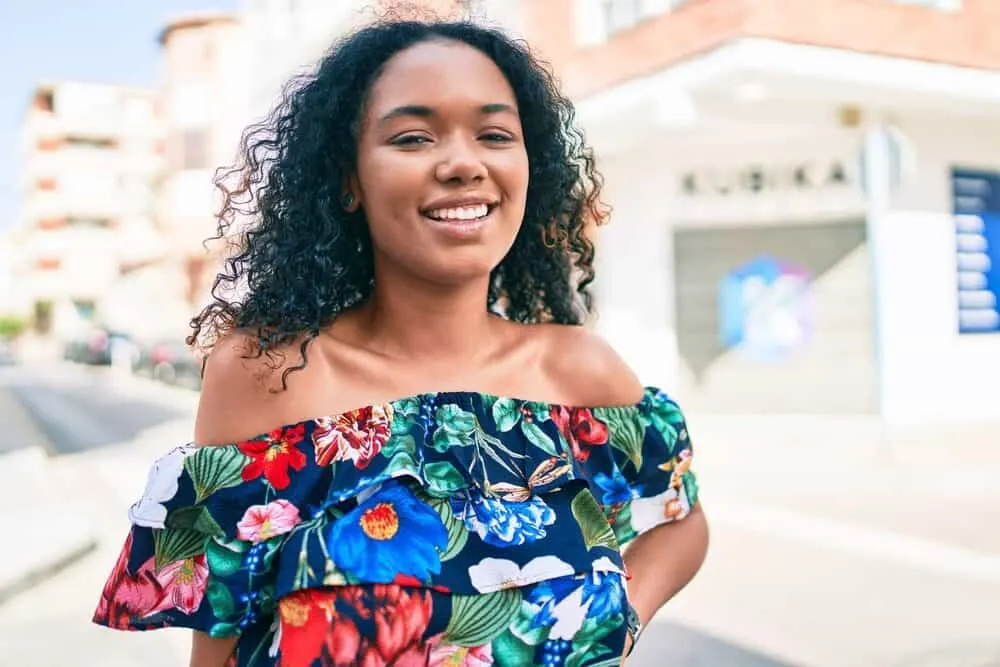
[[349, 274, 501, 364]]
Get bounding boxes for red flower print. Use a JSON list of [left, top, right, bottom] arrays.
[[149, 554, 209, 615], [278, 589, 337, 667], [313, 404, 393, 469], [550, 406, 609, 462], [239, 423, 308, 490], [93, 533, 209, 628], [93, 532, 166, 629]]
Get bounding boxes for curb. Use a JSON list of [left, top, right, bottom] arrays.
[[0, 533, 99, 607]]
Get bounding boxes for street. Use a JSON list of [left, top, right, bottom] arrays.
[[0, 363, 999, 667]]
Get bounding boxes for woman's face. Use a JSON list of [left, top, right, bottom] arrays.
[[352, 39, 530, 288]]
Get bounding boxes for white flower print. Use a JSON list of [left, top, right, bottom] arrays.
[[127, 445, 196, 528]]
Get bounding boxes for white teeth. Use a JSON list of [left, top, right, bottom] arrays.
[[426, 204, 490, 221]]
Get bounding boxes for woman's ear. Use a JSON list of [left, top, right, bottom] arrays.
[[342, 175, 361, 213]]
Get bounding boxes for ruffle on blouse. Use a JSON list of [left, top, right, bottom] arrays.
[[93, 387, 698, 638]]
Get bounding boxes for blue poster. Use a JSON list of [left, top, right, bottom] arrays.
[[951, 169, 1000, 334], [718, 255, 813, 362]]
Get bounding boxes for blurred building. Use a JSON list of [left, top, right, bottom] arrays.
[[0, 232, 27, 317], [240, 0, 520, 119], [497, 0, 999, 426], [15, 81, 164, 342], [156, 12, 249, 319]]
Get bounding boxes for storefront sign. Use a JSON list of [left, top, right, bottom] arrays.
[[680, 161, 852, 197], [951, 168, 1000, 334]]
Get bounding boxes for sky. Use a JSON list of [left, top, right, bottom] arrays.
[[0, 0, 239, 231]]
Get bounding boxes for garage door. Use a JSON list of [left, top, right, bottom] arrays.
[[673, 220, 878, 414]]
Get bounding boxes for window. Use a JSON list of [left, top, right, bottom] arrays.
[[181, 129, 210, 170], [66, 217, 113, 229], [578, 0, 688, 44], [601, 0, 645, 35], [893, 0, 961, 9]]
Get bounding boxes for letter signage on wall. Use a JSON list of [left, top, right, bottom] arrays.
[[951, 168, 1000, 334]]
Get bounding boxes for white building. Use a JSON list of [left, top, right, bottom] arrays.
[[537, 0, 1000, 426], [15, 81, 164, 341]]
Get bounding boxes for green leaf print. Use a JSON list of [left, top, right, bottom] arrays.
[[205, 578, 235, 619], [381, 432, 416, 459], [608, 503, 634, 545], [521, 419, 558, 457], [153, 527, 208, 571], [682, 469, 699, 506], [429, 498, 469, 562], [432, 404, 477, 450], [645, 397, 684, 440], [183, 446, 249, 503], [574, 611, 625, 644], [594, 406, 643, 471], [491, 398, 521, 432], [165, 505, 224, 537], [392, 396, 422, 423], [205, 537, 248, 578], [491, 628, 541, 667], [571, 490, 618, 551], [566, 643, 614, 667], [443, 588, 522, 647], [208, 621, 240, 638], [386, 398, 422, 455], [437, 404, 477, 433], [510, 599, 548, 645], [385, 450, 418, 477], [424, 461, 467, 496], [572, 657, 621, 667]]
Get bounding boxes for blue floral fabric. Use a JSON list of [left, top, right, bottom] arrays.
[[93, 387, 698, 665]]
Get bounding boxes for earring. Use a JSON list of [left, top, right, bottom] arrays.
[[342, 193, 355, 210]]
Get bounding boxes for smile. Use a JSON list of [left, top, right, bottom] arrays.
[[420, 203, 497, 238], [423, 203, 494, 221]]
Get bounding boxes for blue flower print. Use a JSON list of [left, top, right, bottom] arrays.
[[593, 467, 639, 506], [525, 575, 582, 631], [581, 570, 626, 620], [326, 482, 447, 583], [453, 492, 556, 547]]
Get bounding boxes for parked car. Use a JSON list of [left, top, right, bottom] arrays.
[[0, 338, 17, 366], [63, 327, 138, 367], [134, 339, 202, 390]]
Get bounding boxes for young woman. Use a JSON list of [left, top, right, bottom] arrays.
[[93, 17, 708, 667]]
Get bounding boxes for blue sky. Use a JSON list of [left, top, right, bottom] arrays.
[[0, 0, 239, 231]]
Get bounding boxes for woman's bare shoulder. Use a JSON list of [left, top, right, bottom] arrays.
[[193, 330, 317, 445], [538, 323, 643, 407]]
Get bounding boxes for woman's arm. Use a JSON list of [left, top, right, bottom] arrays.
[[623, 503, 709, 646], [190, 633, 239, 667]]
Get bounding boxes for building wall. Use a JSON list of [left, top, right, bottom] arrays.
[[159, 15, 249, 314], [876, 113, 1000, 424], [522, 0, 999, 99], [589, 108, 1000, 423], [16, 82, 163, 339]]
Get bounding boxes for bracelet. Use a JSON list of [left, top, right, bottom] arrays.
[[624, 604, 643, 656]]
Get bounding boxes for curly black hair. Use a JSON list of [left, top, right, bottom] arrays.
[[189, 15, 609, 388]]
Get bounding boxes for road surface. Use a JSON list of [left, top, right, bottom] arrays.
[[1, 362, 998, 667]]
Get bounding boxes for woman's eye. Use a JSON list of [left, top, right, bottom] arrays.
[[481, 133, 514, 143], [391, 134, 431, 146]]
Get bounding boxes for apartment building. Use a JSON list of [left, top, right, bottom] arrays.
[[158, 12, 249, 313], [15, 81, 164, 341], [500, 0, 999, 425]]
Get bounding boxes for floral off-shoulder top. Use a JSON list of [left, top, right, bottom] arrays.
[[93, 387, 699, 666]]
